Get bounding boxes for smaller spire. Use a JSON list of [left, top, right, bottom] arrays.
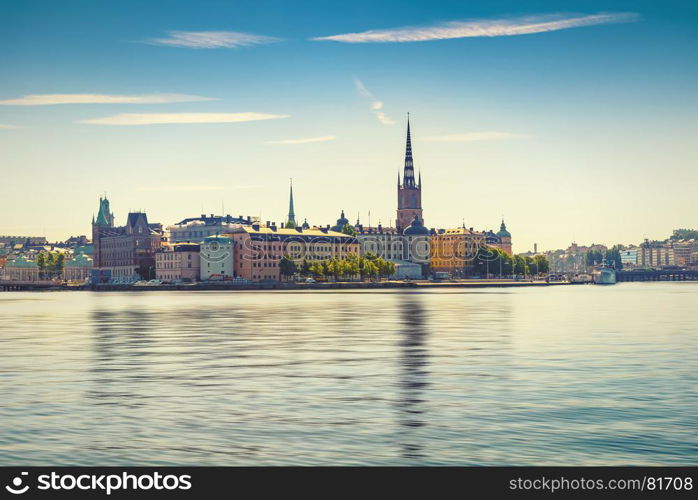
[[286, 177, 296, 227]]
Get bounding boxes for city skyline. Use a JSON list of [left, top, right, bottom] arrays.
[[1, 0, 697, 252]]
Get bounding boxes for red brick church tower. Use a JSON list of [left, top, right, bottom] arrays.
[[396, 115, 423, 233]]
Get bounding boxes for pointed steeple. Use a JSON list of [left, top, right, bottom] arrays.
[[95, 195, 114, 227], [286, 178, 296, 228], [402, 113, 415, 188]]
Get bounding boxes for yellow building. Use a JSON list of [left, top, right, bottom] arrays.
[[430, 227, 485, 277]]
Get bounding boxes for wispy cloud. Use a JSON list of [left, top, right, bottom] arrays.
[[78, 112, 289, 126], [355, 79, 395, 125], [422, 132, 528, 142], [0, 124, 23, 129], [265, 135, 336, 145], [313, 12, 639, 43], [139, 185, 258, 192], [147, 30, 280, 49], [0, 93, 215, 106]]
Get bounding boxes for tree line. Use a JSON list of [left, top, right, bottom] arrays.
[[280, 252, 396, 281], [473, 246, 549, 277]]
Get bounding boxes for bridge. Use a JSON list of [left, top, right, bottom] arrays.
[[617, 269, 698, 282]]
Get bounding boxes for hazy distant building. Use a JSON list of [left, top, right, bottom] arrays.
[[672, 239, 696, 267], [620, 248, 639, 268], [167, 214, 255, 243], [0, 236, 47, 248], [638, 240, 675, 268]]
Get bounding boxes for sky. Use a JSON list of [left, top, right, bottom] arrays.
[[1, 0, 696, 253]]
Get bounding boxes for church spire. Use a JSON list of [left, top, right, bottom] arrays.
[[286, 178, 296, 228], [95, 195, 114, 227], [403, 113, 415, 188]]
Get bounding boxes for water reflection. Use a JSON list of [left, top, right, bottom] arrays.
[[1, 286, 697, 465], [395, 293, 429, 461], [88, 309, 157, 409]]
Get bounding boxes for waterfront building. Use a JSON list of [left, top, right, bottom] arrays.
[[638, 240, 675, 268], [167, 214, 255, 243], [64, 252, 93, 282], [226, 224, 359, 282], [4, 255, 40, 281], [351, 117, 431, 277], [155, 243, 201, 282], [92, 196, 164, 281], [430, 226, 486, 277], [396, 116, 424, 233], [356, 216, 430, 277], [672, 239, 696, 267], [200, 236, 234, 281], [392, 260, 423, 279], [620, 248, 639, 268]]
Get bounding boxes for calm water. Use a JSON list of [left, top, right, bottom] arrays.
[[1, 284, 696, 465]]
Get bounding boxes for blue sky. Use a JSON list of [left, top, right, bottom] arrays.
[[1, 0, 696, 251]]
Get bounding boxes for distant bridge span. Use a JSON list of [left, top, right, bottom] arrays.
[[617, 269, 698, 282]]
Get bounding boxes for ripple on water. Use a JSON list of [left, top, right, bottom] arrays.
[[0, 285, 697, 465]]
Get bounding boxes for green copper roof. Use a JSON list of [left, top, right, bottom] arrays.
[[66, 253, 93, 267], [95, 197, 113, 226], [496, 219, 511, 238], [6, 255, 38, 268]]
